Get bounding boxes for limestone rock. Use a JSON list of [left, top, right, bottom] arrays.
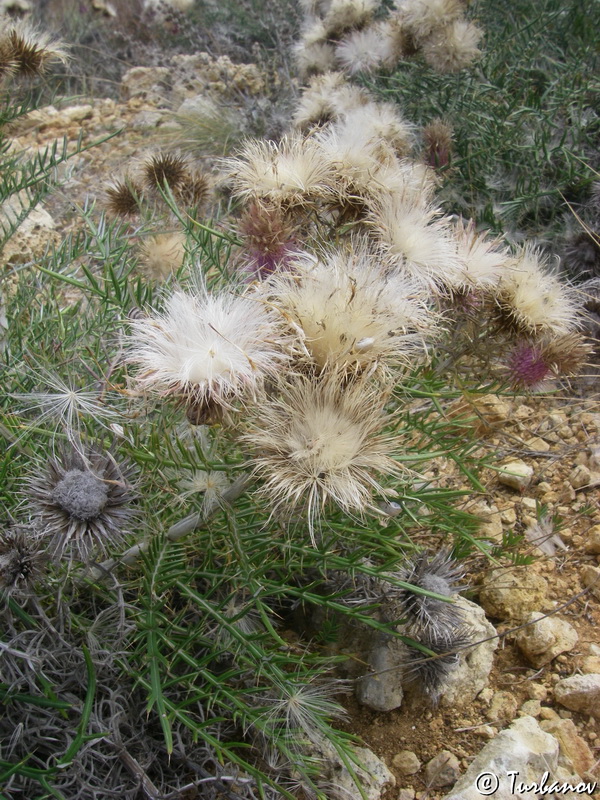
[[438, 597, 498, 708], [316, 738, 396, 800], [473, 394, 512, 425], [539, 718, 595, 777], [486, 690, 518, 723], [570, 464, 592, 489], [519, 699, 542, 717], [585, 525, 600, 555], [470, 501, 503, 541], [1, 201, 59, 265], [525, 682, 547, 701], [581, 565, 600, 600], [554, 674, 600, 717], [392, 751, 421, 775], [497, 460, 534, 490], [121, 66, 170, 103], [397, 790, 415, 800], [589, 444, 600, 471], [9, 104, 59, 133], [131, 110, 164, 129], [356, 637, 404, 712], [581, 656, 600, 674], [424, 750, 460, 788], [57, 104, 94, 124], [441, 716, 559, 800], [475, 725, 497, 738], [478, 567, 547, 621], [526, 436, 550, 452], [516, 612, 579, 667]]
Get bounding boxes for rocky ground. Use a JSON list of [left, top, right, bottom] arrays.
[[3, 54, 600, 800]]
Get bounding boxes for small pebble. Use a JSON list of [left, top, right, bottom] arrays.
[[498, 460, 533, 491]]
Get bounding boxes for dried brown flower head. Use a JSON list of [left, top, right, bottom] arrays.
[[422, 118, 453, 169], [142, 151, 189, 192], [175, 170, 211, 209], [3, 22, 68, 77], [105, 178, 142, 217]]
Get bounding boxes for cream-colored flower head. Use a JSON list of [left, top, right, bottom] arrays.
[[334, 23, 398, 75], [138, 232, 186, 281], [495, 246, 580, 337], [263, 244, 433, 372], [222, 135, 337, 206], [244, 371, 402, 540], [322, 0, 378, 37], [294, 22, 338, 79], [315, 116, 397, 194], [395, 0, 464, 41], [1, 21, 68, 78], [365, 159, 437, 207], [127, 286, 290, 407], [378, 14, 413, 61], [342, 102, 415, 158], [296, 40, 338, 78], [292, 72, 371, 129], [451, 220, 510, 291], [368, 197, 463, 290], [299, 19, 329, 47], [422, 20, 483, 72]]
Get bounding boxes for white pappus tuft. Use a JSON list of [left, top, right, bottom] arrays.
[[495, 245, 581, 337], [222, 135, 337, 206], [127, 285, 292, 411], [262, 243, 435, 373], [243, 371, 404, 541]]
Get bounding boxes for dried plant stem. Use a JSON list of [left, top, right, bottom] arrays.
[[85, 474, 252, 582]]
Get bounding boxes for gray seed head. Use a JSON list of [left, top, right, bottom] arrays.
[[403, 624, 473, 704], [29, 445, 136, 563], [393, 549, 466, 634], [0, 528, 46, 596], [52, 469, 109, 520]]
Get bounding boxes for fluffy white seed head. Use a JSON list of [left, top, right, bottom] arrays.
[[315, 116, 397, 193], [138, 232, 186, 281], [257, 677, 347, 745], [263, 245, 434, 372], [368, 198, 464, 290], [364, 159, 437, 207], [334, 23, 397, 74], [292, 72, 372, 129], [143, 0, 195, 10], [395, 0, 465, 41], [244, 372, 402, 539], [451, 220, 510, 291], [422, 20, 483, 72], [294, 39, 337, 79], [496, 246, 580, 336], [343, 102, 415, 157], [222, 135, 337, 206], [322, 0, 378, 37], [127, 287, 290, 406], [179, 469, 230, 514], [1, 20, 68, 78]]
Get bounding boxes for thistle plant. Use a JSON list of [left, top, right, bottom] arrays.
[[0, 4, 593, 800]]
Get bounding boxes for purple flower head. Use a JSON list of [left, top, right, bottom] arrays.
[[506, 341, 550, 389]]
